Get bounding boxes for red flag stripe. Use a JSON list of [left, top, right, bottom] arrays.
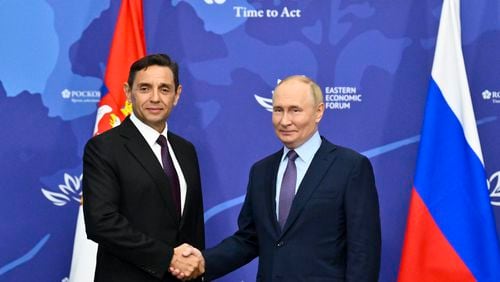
[[95, 0, 146, 135], [398, 188, 474, 282]]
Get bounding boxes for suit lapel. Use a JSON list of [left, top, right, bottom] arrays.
[[265, 150, 284, 235], [119, 118, 181, 223], [280, 139, 337, 234], [168, 133, 195, 228]]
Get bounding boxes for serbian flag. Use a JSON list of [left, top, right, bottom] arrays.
[[69, 0, 146, 281], [398, 0, 500, 281]]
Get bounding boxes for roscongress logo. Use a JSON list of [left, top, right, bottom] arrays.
[[482, 90, 492, 100], [61, 89, 71, 99], [489, 170, 500, 206], [482, 89, 500, 104], [61, 88, 101, 103], [41, 173, 82, 206]]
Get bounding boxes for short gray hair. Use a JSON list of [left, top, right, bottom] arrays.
[[275, 75, 323, 105]]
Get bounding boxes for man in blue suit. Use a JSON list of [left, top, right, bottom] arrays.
[[174, 75, 381, 281]]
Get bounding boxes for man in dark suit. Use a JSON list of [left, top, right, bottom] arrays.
[[83, 54, 205, 281], [174, 75, 381, 281]]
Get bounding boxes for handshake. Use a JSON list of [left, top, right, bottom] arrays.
[[169, 243, 205, 280]]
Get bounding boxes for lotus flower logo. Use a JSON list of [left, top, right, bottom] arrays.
[[488, 170, 500, 206], [61, 89, 71, 99], [41, 173, 83, 206], [482, 90, 492, 100]]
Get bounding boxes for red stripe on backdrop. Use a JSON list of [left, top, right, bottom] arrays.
[[398, 188, 475, 282]]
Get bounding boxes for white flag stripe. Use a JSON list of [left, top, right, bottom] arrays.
[[431, 0, 484, 165], [69, 206, 97, 282]]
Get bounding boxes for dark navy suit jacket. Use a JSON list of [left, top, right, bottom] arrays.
[[204, 138, 381, 282]]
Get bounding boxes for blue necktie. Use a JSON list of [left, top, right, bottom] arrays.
[[278, 150, 298, 228], [157, 135, 181, 216]]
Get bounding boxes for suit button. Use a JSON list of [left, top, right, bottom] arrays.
[[277, 241, 284, 247]]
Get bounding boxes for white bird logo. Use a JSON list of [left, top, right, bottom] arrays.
[[254, 94, 273, 112]]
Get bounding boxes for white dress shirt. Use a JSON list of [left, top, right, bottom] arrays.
[[130, 113, 187, 215]]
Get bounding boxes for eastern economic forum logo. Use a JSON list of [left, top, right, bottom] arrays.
[[324, 86, 362, 110]]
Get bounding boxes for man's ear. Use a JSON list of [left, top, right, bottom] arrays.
[[124, 83, 132, 101], [315, 102, 325, 123], [173, 84, 182, 106]]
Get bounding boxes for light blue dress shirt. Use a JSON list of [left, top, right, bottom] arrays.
[[275, 131, 322, 219]]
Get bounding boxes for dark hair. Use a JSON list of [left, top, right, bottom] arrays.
[[127, 54, 180, 90]]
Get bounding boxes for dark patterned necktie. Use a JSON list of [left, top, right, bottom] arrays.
[[157, 135, 181, 216], [278, 150, 298, 228]]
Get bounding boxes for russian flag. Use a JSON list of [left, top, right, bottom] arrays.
[[69, 1, 146, 281], [398, 0, 500, 281]]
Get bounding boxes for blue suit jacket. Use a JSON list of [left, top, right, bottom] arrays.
[[204, 138, 381, 282]]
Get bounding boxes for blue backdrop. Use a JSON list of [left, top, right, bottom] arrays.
[[1, 0, 499, 281]]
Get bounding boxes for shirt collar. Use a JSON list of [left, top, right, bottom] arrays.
[[281, 131, 322, 163], [129, 113, 168, 147]]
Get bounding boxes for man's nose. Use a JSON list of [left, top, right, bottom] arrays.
[[150, 89, 160, 102], [280, 112, 292, 126]]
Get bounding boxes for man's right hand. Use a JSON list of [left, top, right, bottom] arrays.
[[169, 243, 205, 280]]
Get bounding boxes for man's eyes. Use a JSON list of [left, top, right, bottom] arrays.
[[273, 108, 302, 113], [137, 86, 172, 93]]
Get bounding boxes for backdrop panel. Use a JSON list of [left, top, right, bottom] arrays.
[[0, 0, 499, 281]]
